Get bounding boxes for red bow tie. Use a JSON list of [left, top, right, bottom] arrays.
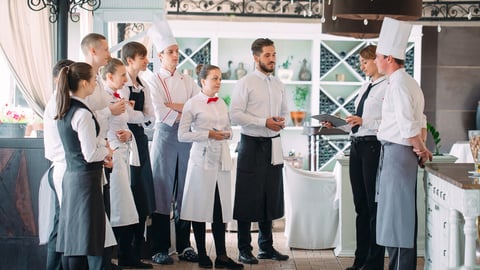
[[207, 97, 219, 104], [113, 92, 121, 99]]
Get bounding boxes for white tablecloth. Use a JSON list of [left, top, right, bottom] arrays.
[[449, 141, 474, 163]]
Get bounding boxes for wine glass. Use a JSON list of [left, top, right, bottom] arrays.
[[468, 130, 480, 174]]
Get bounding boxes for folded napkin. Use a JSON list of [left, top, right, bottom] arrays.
[[271, 136, 284, 165]]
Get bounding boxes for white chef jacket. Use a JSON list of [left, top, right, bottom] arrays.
[[118, 72, 155, 126], [377, 68, 425, 146], [230, 70, 289, 138], [141, 68, 200, 126]]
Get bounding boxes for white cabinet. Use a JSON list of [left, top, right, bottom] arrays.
[[424, 163, 480, 270], [334, 155, 457, 257]]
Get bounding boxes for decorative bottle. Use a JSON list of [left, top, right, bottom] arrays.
[[235, 62, 247, 80], [298, 59, 311, 81]]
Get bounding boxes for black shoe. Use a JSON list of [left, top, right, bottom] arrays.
[[152, 252, 174, 265], [238, 251, 258, 264], [215, 257, 244, 269], [257, 248, 289, 261], [198, 255, 213, 268], [110, 263, 123, 270], [178, 247, 199, 262]]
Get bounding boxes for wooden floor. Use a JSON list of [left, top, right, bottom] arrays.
[[118, 221, 425, 270]]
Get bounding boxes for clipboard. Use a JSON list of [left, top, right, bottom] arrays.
[[311, 114, 347, 127]]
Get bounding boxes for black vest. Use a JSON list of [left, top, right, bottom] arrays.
[[57, 99, 103, 171]]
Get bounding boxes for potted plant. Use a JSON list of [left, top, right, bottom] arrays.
[[277, 56, 294, 82], [0, 103, 28, 138], [427, 122, 442, 155], [290, 86, 309, 126]]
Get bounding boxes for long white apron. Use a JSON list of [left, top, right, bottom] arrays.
[[109, 140, 139, 227], [180, 142, 233, 223]]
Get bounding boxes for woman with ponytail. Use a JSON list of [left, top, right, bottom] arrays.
[[55, 62, 113, 270]]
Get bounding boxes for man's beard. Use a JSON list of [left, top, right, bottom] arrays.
[[258, 61, 274, 74]]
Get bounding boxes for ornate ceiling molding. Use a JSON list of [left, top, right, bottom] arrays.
[[165, 0, 480, 21]]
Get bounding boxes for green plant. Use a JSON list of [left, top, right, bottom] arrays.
[[280, 56, 293, 69], [427, 122, 441, 155], [221, 95, 231, 107], [293, 86, 309, 110]]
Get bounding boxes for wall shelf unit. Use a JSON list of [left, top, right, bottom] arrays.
[[159, 20, 422, 170]]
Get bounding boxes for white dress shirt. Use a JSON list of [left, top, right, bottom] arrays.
[[118, 72, 155, 126], [104, 86, 134, 141], [141, 68, 200, 126], [44, 91, 64, 164], [70, 96, 109, 163], [230, 69, 289, 137], [178, 92, 232, 143], [352, 76, 387, 137], [377, 68, 425, 146], [85, 76, 111, 141]]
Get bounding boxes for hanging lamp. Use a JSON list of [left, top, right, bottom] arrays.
[[322, 1, 382, 39], [333, 0, 422, 21]]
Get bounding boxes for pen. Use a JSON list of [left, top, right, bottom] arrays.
[[113, 146, 119, 151]]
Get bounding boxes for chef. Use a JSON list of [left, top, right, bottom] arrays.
[[374, 17, 432, 270]]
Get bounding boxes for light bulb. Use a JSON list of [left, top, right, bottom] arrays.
[[320, 16, 326, 23], [468, 12, 473, 20], [303, 10, 307, 17], [332, 15, 337, 21], [437, 24, 441, 33], [363, 19, 368, 25]]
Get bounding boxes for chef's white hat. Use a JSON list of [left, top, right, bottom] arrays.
[[376, 17, 412, 60], [148, 17, 177, 53]]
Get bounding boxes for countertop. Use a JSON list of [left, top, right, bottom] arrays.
[[425, 163, 480, 189]]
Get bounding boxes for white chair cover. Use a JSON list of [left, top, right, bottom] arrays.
[[284, 163, 339, 249]]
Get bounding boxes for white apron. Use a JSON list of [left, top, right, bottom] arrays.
[[180, 142, 233, 223], [109, 139, 139, 227]]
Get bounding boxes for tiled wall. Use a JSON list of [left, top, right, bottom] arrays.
[[422, 26, 480, 153]]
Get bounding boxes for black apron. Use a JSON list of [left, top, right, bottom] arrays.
[[233, 134, 284, 222], [127, 86, 156, 217]]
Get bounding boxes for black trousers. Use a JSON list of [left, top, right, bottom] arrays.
[[132, 215, 147, 259], [192, 185, 227, 257], [349, 139, 384, 269], [386, 246, 416, 270], [113, 224, 136, 262], [150, 213, 192, 254], [237, 220, 273, 253], [47, 167, 63, 270]]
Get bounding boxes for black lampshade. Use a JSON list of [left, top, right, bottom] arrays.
[[333, 0, 422, 21], [322, 2, 382, 39]]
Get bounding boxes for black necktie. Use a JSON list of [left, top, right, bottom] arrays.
[[352, 82, 374, 133]]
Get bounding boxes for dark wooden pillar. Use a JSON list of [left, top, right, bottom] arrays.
[[57, 0, 69, 61]]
